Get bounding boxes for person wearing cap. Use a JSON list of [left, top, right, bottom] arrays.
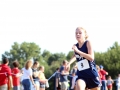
[[99, 65, 108, 90]]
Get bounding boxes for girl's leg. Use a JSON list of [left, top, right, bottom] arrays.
[[76, 79, 86, 90], [91, 87, 100, 90], [109, 87, 112, 90], [40, 88, 45, 90], [35, 81, 40, 90], [40, 84, 45, 90]]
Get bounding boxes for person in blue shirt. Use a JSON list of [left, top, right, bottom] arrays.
[[60, 60, 69, 90], [66, 27, 101, 90]]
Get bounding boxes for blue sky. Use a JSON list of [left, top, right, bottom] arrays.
[[0, 0, 120, 59]]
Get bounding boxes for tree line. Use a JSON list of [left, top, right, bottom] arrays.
[[1, 41, 120, 90]]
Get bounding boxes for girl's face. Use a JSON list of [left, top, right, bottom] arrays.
[[42, 67, 44, 72], [36, 63, 40, 68], [33, 63, 39, 68], [75, 28, 85, 41], [96, 66, 100, 71], [108, 77, 111, 79]]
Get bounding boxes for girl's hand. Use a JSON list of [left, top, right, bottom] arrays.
[[45, 79, 48, 83], [72, 45, 79, 53], [32, 83, 36, 88]]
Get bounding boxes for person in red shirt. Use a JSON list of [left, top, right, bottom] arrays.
[[100, 65, 108, 90], [0, 58, 13, 90], [12, 61, 22, 90]]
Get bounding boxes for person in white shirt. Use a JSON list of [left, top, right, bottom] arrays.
[[106, 76, 114, 90], [116, 74, 120, 90], [21, 60, 36, 90]]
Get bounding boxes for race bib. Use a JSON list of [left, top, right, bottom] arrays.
[[77, 59, 90, 71]]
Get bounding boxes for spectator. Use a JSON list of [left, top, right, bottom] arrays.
[[116, 74, 120, 90], [96, 65, 102, 82], [107, 76, 114, 90], [71, 64, 77, 90], [12, 60, 22, 90], [55, 68, 61, 90], [32, 61, 40, 90], [21, 60, 36, 90], [59, 60, 69, 90], [0, 58, 13, 90], [38, 66, 48, 90], [100, 65, 108, 90]]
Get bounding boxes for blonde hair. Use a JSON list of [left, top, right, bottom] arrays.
[[39, 66, 44, 70], [25, 60, 33, 69], [76, 27, 88, 40], [96, 65, 100, 71]]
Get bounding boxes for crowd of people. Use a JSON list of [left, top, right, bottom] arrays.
[[0, 27, 120, 90], [0, 58, 120, 90], [0, 58, 48, 90]]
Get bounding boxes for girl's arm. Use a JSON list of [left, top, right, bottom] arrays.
[[29, 75, 35, 85], [66, 55, 76, 70], [68, 55, 76, 66], [29, 69, 36, 86], [111, 79, 114, 83], [61, 69, 69, 75], [16, 70, 23, 77]]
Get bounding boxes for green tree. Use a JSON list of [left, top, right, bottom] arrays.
[[48, 52, 66, 65], [95, 42, 120, 78], [42, 50, 51, 62], [66, 51, 74, 60], [4, 42, 41, 68]]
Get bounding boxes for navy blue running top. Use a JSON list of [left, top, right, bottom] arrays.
[[74, 40, 98, 78]]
